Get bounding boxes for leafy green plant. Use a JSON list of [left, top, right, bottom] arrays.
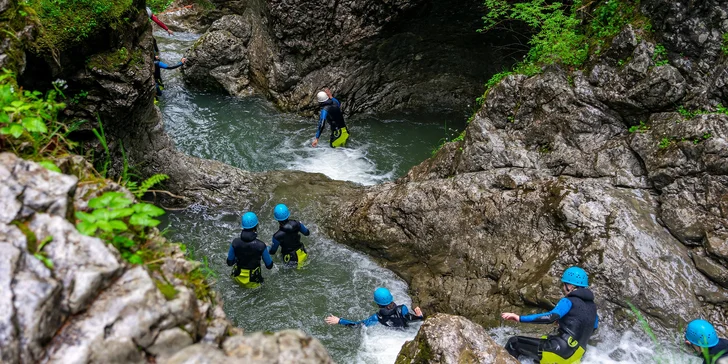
[[628, 121, 650, 133], [75, 191, 165, 264], [653, 44, 668, 66], [34, 236, 54, 269], [658, 137, 673, 149], [723, 33, 728, 55], [0, 70, 82, 159]]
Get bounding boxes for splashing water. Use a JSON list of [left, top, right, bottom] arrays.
[[155, 32, 465, 186], [489, 326, 700, 364], [163, 208, 420, 363]]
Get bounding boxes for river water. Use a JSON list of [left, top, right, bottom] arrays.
[[155, 32, 699, 363]]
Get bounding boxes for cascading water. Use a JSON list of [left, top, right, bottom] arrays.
[[156, 32, 701, 363]]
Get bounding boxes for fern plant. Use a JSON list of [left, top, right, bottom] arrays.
[[126, 174, 169, 198]]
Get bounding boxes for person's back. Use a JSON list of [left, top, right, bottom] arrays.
[[312, 89, 349, 148], [557, 287, 597, 347], [227, 212, 273, 288], [270, 204, 310, 268], [706, 339, 728, 364]]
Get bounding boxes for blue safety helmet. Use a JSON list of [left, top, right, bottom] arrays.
[[685, 319, 719, 348], [274, 204, 290, 221], [373, 287, 393, 306], [561, 266, 589, 287], [241, 212, 259, 229]]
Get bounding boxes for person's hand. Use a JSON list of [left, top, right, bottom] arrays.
[[414, 307, 423, 317], [324, 88, 333, 99], [325, 315, 340, 325], [501, 313, 520, 322], [311, 138, 319, 147], [167, 29, 174, 35], [181, 57, 187, 64]]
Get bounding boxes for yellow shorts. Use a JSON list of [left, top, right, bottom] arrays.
[[331, 127, 349, 148], [283, 248, 308, 269], [232, 266, 262, 288]]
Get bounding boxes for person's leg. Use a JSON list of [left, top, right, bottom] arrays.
[[505, 336, 543, 361], [540, 336, 583, 364]]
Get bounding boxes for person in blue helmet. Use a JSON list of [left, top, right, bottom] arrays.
[[501, 266, 599, 364], [324, 287, 425, 328], [269, 204, 311, 268], [685, 319, 728, 363], [226, 212, 273, 288]]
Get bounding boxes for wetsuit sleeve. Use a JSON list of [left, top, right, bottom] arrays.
[[520, 297, 572, 324], [262, 248, 273, 269], [594, 314, 599, 329], [151, 14, 171, 31], [270, 236, 281, 255], [315, 110, 327, 139], [163, 62, 184, 70], [401, 305, 425, 322], [226, 245, 236, 266], [332, 97, 341, 107], [299, 223, 310, 236], [339, 314, 379, 327]]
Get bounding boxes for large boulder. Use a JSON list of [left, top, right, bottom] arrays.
[[396, 314, 518, 364], [326, 24, 728, 336]]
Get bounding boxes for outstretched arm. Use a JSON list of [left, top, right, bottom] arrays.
[[326, 314, 378, 327], [402, 306, 425, 322], [519, 298, 573, 324], [151, 14, 174, 35], [299, 222, 310, 236]]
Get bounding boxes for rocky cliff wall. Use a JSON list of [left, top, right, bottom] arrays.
[[181, 0, 521, 114], [326, 0, 728, 336], [0, 153, 334, 363]]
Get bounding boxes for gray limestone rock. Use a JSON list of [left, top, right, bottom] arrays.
[[221, 330, 334, 363], [396, 314, 519, 364], [148, 328, 194, 359]]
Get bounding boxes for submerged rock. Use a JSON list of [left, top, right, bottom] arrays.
[[396, 313, 518, 364]]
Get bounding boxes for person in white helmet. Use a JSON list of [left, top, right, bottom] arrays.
[[312, 88, 349, 148]]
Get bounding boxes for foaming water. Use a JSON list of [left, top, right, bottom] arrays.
[[489, 326, 700, 364], [163, 208, 419, 363], [155, 32, 464, 185]]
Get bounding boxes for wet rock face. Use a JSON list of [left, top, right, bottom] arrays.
[[0, 153, 335, 362], [396, 314, 518, 364], [184, 0, 518, 114], [327, 23, 728, 336]]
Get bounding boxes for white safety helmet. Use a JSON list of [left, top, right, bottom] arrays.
[[316, 91, 329, 103]]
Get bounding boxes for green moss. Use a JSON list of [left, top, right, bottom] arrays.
[[155, 280, 179, 300], [87, 47, 144, 72], [27, 0, 135, 52]]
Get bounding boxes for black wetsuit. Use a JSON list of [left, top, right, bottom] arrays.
[[339, 304, 424, 327], [154, 60, 183, 96], [316, 98, 348, 147], [270, 219, 310, 267], [703, 339, 728, 364], [505, 288, 598, 363], [226, 230, 273, 285]]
